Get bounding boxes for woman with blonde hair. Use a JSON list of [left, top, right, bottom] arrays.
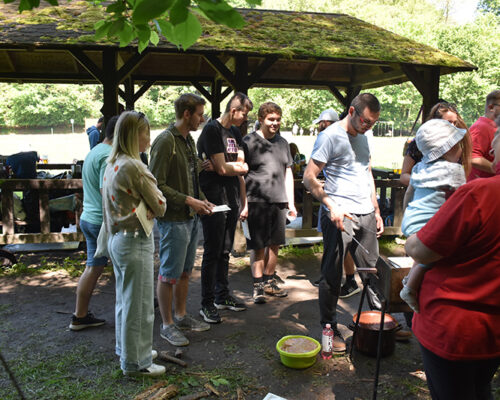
[[102, 111, 166, 376]]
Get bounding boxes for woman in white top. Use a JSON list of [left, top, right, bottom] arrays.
[[102, 111, 166, 376]]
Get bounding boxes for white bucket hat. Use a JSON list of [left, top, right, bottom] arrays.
[[416, 119, 467, 163], [313, 109, 339, 124]]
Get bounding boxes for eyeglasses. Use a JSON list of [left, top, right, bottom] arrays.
[[136, 111, 145, 120], [353, 107, 378, 127]]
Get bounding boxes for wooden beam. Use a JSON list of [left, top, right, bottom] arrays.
[[255, 78, 347, 88], [191, 81, 213, 102], [3, 51, 15, 72], [0, 232, 85, 245], [308, 62, 321, 81], [69, 49, 104, 82], [133, 80, 155, 102], [352, 69, 406, 87], [204, 54, 237, 88], [116, 49, 149, 83], [118, 88, 126, 100], [400, 64, 426, 97], [221, 86, 233, 100], [247, 55, 278, 86], [327, 85, 347, 107]]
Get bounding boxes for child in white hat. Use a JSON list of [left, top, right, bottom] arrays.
[[400, 118, 468, 312]]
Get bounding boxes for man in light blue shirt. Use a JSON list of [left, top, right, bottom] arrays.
[[70, 116, 117, 331], [304, 93, 384, 352]]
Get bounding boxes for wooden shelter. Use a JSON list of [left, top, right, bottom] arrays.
[[0, 3, 476, 121]]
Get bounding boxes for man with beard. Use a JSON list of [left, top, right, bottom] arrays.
[[150, 93, 214, 346]]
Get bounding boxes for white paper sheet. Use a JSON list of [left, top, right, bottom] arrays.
[[212, 204, 231, 213], [136, 201, 154, 237]]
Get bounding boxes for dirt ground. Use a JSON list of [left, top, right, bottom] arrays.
[[1, 242, 497, 400]]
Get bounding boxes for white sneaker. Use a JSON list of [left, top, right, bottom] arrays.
[[123, 363, 165, 377], [152, 350, 158, 360]]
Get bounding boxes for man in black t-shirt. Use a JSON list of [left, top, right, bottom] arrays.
[[241, 102, 297, 304], [197, 92, 253, 324]]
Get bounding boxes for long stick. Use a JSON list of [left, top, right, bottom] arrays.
[[0, 349, 26, 400]]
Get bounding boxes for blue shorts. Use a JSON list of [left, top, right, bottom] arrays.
[[157, 217, 200, 284], [80, 219, 108, 267]]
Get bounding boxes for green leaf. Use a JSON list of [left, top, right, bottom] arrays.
[[171, 11, 202, 49], [106, 2, 127, 14], [196, 0, 246, 28], [169, 0, 190, 25], [108, 18, 125, 37], [138, 38, 149, 53], [94, 20, 113, 40], [150, 30, 159, 46], [135, 23, 151, 42], [132, 0, 174, 25], [245, 0, 261, 4], [156, 19, 181, 46], [119, 22, 135, 47], [19, 0, 39, 12]]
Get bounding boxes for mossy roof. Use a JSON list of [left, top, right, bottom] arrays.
[[0, 3, 475, 70]]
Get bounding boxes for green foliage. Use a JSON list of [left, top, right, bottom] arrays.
[[0, 83, 99, 127], [4, 0, 263, 51], [249, 88, 343, 130], [478, 0, 500, 16]]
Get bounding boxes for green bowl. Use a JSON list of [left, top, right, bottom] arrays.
[[276, 335, 321, 369]]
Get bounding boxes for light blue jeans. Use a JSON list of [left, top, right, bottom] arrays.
[[107, 230, 154, 373]]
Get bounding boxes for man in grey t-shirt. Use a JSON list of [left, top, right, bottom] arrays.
[[303, 93, 384, 353]]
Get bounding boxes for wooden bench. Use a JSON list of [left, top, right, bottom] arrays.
[[0, 179, 84, 246]]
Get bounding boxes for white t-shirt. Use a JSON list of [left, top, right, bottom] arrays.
[[311, 122, 374, 214]]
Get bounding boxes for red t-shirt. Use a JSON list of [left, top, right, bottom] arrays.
[[413, 175, 500, 361], [468, 116, 497, 181]]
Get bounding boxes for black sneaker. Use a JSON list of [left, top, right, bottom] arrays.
[[69, 312, 105, 331], [332, 326, 346, 353], [339, 280, 361, 298], [214, 295, 246, 311], [253, 282, 266, 304], [199, 305, 222, 324]]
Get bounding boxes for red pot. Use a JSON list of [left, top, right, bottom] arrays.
[[352, 311, 398, 357]]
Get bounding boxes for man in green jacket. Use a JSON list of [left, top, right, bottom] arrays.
[[150, 93, 214, 346]]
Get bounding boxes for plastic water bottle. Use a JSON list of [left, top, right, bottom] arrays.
[[321, 324, 333, 359]]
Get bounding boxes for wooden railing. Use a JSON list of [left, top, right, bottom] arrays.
[[0, 179, 84, 245], [289, 177, 405, 237]]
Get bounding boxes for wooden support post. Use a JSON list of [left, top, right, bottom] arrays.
[[39, 190, 50, 234], [211, 80, 222, 119], [100, 49, 119, 123], [234, 55, 249, 94], [302, 189, 313, 229], [1, 186, 14, 235], [421, 67, 440, 121], [123, 77, 135, 110]]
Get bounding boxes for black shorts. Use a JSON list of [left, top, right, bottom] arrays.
[[246, 202, 287, 250]]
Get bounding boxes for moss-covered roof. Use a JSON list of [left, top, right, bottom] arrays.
[[0, 3, 474, 70]]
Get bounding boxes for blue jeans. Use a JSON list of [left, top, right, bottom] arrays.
[[80, 219, 107, 267], [157, 217, 200, 284], [107, 230, 154, 373]]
